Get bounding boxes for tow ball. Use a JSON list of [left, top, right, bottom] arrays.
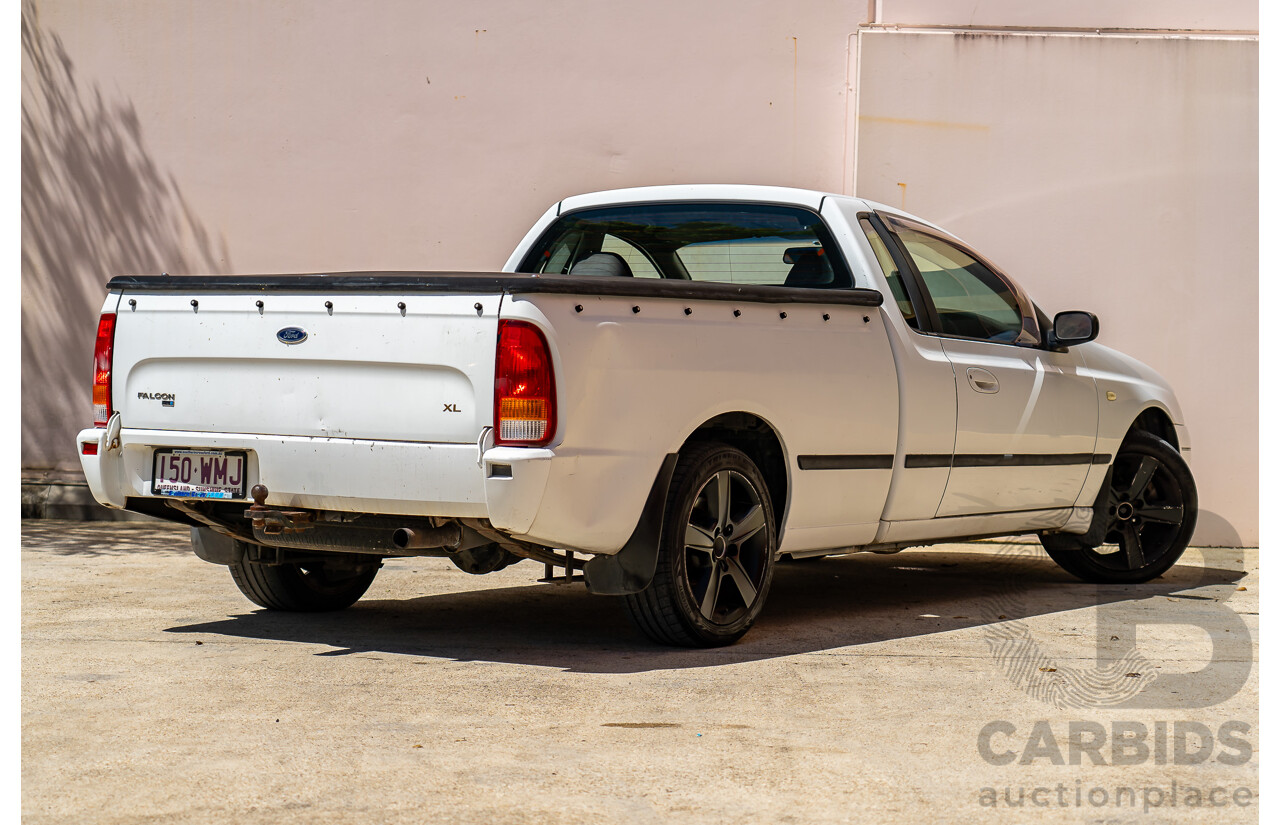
[[242, 484, 315, 535]]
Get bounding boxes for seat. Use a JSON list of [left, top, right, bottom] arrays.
[[568, 252, 633, 277], [783, 249, 832, 287]]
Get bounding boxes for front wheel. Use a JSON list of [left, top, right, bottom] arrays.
[[624, 442, 777, 647], [230, 554, 381, 611], [1041, 431, 1197, 583]]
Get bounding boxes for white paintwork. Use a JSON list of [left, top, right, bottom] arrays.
[[114, 292, 498, 444], [828, 197, 957, 525], [935, 337, 1098, 517], [77, 426, 491, 517], [1070, 340, 1188, 511], [78, 186, 1192, 558], [492, 290, 900, 553], [561, 185, 829, 214]]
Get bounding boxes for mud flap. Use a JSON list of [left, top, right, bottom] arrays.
[[583, 453, 679, 595], [1077, 463, 1117, 547], [191, 526, 247, 566]]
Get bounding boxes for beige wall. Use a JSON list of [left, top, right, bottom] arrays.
[[21, 1, 1257, 544], [24, 0, 868, 276], [21, 0, 867, 474], [875, 0, 1257, 31], [852, 30, 1258, 545]]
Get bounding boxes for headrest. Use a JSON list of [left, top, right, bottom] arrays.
[[569, 251, 634, 277], [783, 248, 832, 287]]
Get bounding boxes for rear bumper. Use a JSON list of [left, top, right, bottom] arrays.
[[76, 427, 651, 555], [78, 428, 526, 522]]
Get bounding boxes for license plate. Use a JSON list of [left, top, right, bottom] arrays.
[[152, 449, 248, 500]]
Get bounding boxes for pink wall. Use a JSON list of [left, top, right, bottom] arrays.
[[852, 30, 1258, 545]]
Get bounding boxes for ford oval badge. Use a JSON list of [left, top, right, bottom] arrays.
[[276, 326, 308, 345]]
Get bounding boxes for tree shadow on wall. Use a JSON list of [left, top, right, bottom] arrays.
[[21, 0, 231, 471]]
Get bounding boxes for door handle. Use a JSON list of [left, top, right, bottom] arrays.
[[966, 367, 1000, 394]]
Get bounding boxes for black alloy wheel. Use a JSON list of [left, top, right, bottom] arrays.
[[625, 442, 776, 646], [1042, 431, 1197, 584]]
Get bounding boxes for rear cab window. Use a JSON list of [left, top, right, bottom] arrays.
[[600, 234, 661, 278], [519, 203, 852, 288]]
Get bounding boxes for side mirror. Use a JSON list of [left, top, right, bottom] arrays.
[[1050, 311, 1099, 348]]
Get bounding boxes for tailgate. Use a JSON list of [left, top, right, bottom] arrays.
[[112, 291, 500, 443]]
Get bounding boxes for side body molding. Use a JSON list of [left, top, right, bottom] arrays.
[[583, 453, 680, 595]]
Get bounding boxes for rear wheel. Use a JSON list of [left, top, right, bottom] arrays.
[[1041, 431, 1197, 583], [624, 442, 776, 647], [230, 554, 381, 611]]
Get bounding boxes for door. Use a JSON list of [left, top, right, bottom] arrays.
[[882, 215, 1099, 517], [937, 337, 1099, 516]]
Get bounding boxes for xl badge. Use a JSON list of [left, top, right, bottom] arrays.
[[277, 327, 308, 345]]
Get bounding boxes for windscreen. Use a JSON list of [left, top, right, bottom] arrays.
[[519, 203, 852, 288]]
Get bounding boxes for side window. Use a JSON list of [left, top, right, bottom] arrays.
[[892, 224, 1035, 345], [858, 218, 917, 329], [601, 234, 660, 278]]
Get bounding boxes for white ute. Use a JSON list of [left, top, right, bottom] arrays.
[[78, 185, 1198, 646]]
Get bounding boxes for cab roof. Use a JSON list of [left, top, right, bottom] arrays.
[[554, 184, 947, 234]]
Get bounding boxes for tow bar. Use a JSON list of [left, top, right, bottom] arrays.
[[243, 484, 315, 535]]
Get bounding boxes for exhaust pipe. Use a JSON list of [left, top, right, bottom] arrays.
[[392, 523, 462, 551]]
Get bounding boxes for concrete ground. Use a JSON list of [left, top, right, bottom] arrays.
[[22, 521, 1258, 824]]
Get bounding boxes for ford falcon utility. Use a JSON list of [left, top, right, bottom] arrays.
[[78, 185, 1197, 646]]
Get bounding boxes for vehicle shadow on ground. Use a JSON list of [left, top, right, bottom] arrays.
[[166, 547, 1247, 674]]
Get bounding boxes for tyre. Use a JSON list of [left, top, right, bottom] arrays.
[[1042, 431, 1197, 584], [624, 442, 777, 647], [229, 554, 381, 611]]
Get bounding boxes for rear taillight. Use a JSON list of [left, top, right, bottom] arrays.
[[494, 319, 556, 446], [93, 313, 116, 427]]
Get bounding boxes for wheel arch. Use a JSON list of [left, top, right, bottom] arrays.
[[679, 411, 789, 538], [1127, 405, 1179, 449], [583, 410, 790, 598]]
